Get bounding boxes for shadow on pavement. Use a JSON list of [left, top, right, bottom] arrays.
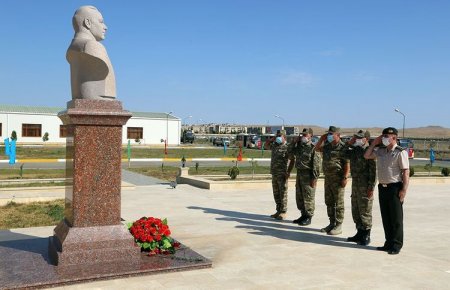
[[0, 230, 52, 263], [188, 206, 377, 251]]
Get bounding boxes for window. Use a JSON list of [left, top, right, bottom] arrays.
[[127, 127, 143, 139], [59, 125, 74, 138], [60, 125, 67, 138], [22, 124, 42, 137]]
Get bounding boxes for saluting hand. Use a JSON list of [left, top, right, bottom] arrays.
[[341, 178, 348, 187], [372, 135, 383, 146], [310, 179, 317, 188]]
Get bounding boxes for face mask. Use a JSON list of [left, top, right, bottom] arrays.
[[354, 139, 364, 147], [382, 137, 391, 146], [327, 134, 334, 143], [301, 136, 309, 143], [275, 137, 283, 144]]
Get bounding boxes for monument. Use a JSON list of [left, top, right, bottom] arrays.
[[0, 7, 210, 288], [67, 5, 116, 101], [48, 5, 140, 266]]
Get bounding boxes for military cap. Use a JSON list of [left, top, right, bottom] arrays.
[[301, 128, 313, 135], [327, 126, 340, 133], [354, 130, 370, 138], [382, 127, 398, 135]]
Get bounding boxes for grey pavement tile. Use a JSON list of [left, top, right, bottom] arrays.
[[1, 179, 450, 289]]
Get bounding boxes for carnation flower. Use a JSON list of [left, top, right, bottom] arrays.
[[128, 216, 180, 255]]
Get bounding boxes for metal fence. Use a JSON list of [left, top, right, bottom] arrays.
[[410, 138, 450, 159]]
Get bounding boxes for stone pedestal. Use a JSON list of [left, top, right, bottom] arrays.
[[178, 167, 190, 177], [176, 167, 189, 183], [49, 99, 140, 266]]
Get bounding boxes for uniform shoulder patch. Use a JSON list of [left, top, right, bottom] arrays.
[[395, 146, 405, 151]]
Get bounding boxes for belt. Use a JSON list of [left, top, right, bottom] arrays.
[[380, 182, 402, 187]]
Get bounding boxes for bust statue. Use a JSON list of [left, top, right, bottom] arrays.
[[67, 6, 116, 100]]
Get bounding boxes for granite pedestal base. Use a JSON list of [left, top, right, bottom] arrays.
[[48, 220, 140, 266], [0, 236, 212, 289]]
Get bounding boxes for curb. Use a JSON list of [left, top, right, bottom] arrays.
[[1, 158, 272, 163]]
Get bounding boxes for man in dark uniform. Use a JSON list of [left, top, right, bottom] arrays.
[[265, 130, 292, 220], [345, 130, 376, 245], [287, 128, 321, 226], [315, 126, 350, 235], [365, 127, 410, 255]]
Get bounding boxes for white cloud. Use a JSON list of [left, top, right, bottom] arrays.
[[280, 70, 316, 87]]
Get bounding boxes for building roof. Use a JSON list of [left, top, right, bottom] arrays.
[[0, 104, 65, 115], [0, 104, 179, 120]]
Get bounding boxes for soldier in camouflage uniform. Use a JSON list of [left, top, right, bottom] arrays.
[[315, 126, 350, 235], [265, 130, 292, 220], [344, 130, 376, 245], [287, 128, 321, 226]]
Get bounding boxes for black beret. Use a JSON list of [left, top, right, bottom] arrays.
[[382, 127, 398, 135]]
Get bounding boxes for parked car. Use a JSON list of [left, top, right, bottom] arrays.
[[398, 138, 415, 159], [181, 130, 195, 143], [213, 137, 230, 147]]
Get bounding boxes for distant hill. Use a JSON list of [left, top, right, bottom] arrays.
[[293, 125, 450, 138]]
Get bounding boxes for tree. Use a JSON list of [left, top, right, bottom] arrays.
[[43, 132, 49, 142]]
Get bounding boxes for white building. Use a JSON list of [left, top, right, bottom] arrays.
[[0, 104, 181, 145]]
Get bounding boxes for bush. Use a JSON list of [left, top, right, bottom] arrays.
[[442, 167, 449, 177], [11, 130, 17, 141], [409, 167, 415, 177], [228, 166, 240, 180], [42, 132, 49, 142]]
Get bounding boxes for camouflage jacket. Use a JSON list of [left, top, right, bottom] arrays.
[[270, 142, 290, 175], [345, 144, 377, 188], [322, 140, 349, 175], [289, 141, 321, 179]]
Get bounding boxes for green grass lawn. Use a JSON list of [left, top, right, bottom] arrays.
[[3, 144, 450, 160], [0, 199, 65, 229], [129, 165, 272, 181], [126, 147, 271, 159], [0, 146, 271, 159], [14, 146, 66, 159], [0, 169, 65, 179]]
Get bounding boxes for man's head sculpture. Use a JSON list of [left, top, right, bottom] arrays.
[[67, 6, 116, 100]]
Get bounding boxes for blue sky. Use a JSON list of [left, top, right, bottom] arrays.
[[1, 1, 450, 128]]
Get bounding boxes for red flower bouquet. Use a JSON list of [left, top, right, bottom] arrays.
[[128, 217, 180, 255]]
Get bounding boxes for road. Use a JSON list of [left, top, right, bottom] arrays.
[[0, 158, 448, 170]]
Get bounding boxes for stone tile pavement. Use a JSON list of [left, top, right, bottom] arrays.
[[1, 180, 449, 289]]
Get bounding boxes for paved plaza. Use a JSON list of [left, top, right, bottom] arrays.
[[1, 178, 449, 289]]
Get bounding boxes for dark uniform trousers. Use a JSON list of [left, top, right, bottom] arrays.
[[378, 182, 404, 251]]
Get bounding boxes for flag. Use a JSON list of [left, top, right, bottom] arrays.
[[430, 148, 435, 165], [237, 146, 243, 161], [9, 139, 16, 164], [4, 138, 10, 156], [127, 140, 131, 160]]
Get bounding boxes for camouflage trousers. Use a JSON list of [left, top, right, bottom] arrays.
[[272, 174, 288, 213], [324, 174, 345, 224], [295, 170, 316, 217], [351, 177, 374, 230]]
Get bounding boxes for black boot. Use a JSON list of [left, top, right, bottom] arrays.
[[292, 216, 305, 224], [359, 229, 371, 246], [347, 229, 362, 243], [299, 216, 312, 226]]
